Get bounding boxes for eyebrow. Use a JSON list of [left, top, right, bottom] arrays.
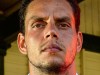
[[29, 16, 47, 21], [55, 17, 71, 22], [29, 16, 71, 23]]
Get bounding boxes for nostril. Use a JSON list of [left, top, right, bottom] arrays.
[[53, 34, 57, 37], [46, 35, 50, 38], [46, 34, 57, 38], [44, 30, 58, 39]]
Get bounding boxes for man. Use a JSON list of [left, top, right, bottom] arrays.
[[17, 0, 83, 75]]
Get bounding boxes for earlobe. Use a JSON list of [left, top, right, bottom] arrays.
[[77, 32, 83, 53], [17, 33, 27, 55]]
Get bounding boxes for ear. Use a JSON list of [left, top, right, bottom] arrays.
[[77, 32, 83, 53], [17, 33, 27, 55]]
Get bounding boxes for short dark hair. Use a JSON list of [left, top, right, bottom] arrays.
[[19, 0, 80, 34]]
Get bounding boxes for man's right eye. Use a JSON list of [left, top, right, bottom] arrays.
[[31, 22, 46, 29]]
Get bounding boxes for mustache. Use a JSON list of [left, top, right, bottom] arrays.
[[39, 40, 66, 53]]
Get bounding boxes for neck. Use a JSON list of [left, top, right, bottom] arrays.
[[29, 61, 76, 75]]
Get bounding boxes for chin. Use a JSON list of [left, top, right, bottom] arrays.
[[42, 56, 65, 67], [37, 58, 67, 74], [41, 52, 65, 65]]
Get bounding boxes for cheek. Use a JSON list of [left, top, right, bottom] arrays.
[[26, 29, 44, 44], [61, 29, 77, 47], [61, 31, 73, 47], [61, 31, 77, 65], [26, 31, 44, 63], [64, 41, 77, 66], [65, 48, 76, 66], [25, 30, 44, 55]]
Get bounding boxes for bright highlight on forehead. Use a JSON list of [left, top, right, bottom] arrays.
[[25, 0, 75, 30], [27, 0, 73, 11], [26, 0, 74, 19]]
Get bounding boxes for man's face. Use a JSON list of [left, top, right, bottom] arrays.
[[18, 0, 82, 71]]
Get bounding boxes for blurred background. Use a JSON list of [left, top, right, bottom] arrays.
[[0, 0, 100, 75]]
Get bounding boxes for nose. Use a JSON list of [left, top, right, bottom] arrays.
[[45, 30, 58, 38], [44, 26, 59, 39]]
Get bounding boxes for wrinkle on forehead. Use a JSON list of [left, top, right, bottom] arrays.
[[28, 0, 70, 8], [25, 0, 74, 26], [27, 0, 72, 13]]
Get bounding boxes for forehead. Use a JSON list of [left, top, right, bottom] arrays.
[[25, 0, 74, 20], [29, 0, 70, 7]]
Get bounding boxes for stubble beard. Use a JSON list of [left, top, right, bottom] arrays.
[[28, 40, 76, 74], [29, 59, 68, 75]]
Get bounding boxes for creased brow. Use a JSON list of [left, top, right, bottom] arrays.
[[29, 16, 47, 21], [56, 17, 71, 23]]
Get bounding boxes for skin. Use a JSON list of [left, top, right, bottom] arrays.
[[17, 0, 83, 75]]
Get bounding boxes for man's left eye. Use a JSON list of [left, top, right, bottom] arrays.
[[57, 22, 71, 29]]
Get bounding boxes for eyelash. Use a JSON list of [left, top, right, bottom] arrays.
[[57, 22, 71, 29], [31, 21, 71, 30], [31, 22, 46, 29]]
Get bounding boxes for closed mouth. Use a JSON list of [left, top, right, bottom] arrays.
[[41, 44, 62, 53]]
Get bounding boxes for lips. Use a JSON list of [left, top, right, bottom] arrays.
[[41, 44, 62, 53]]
